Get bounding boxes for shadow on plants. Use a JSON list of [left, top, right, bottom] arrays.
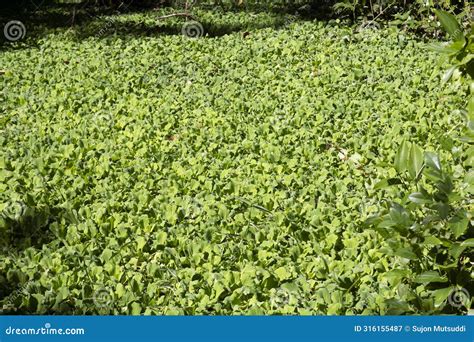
[[0, 1, 321, 49], [0, 204, 56, 252]]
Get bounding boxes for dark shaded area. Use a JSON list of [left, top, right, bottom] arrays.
[[0, 204, 60, 312], [0, 0, 337, 46], [0, 204, 56, 251], [0, 0, 470, 47]]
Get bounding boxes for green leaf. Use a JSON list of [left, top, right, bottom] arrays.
[[374, 178, 403, 190], [448, 216, 468, 238], [461, 239, 474, 247], [427, 42, 457, 54], [136, 236, 147, 251], [468, 95, 474, 117], [156, 231, 167, 245], [408, 192, 432, 204], [131, 302, 142, 315], [389, 203, 411, 227], [414, 271, 448, 284], [432, 287, 454, 307], [394, 140, 410, 173], [281, 282, 299, 293], [424, 152, 442, 172], [383, 269, 409, 286], [116, 283, 125, 298], [275, 266, 291, 281], [442, 66, 457, 84], [408, 143, 424, 179], [434, 10, 464, 41], [100, 248, 113, 262], [423, 236, 442, 245], [394, 247, 417, 260], [448, 243, 466, 259]]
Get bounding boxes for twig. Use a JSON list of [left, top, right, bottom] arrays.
[[71, 5, 76, 27], [358, 2, 394, 31], [156, 13, 197, 20]]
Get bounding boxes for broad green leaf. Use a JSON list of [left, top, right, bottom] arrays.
[[136, 236, 147, 250], [448, 216, 469, 238], [281, 282, 299, 293], [461, 239, 474, 247], [383, 269, 409, 286], [374, 178, 403, 190], [423, 236, 442, 245], [424, 152, 442, 172], [100, 248, 113, 262], [427, 42, 459, 54], [432, 287, 454, 307], [116, 283, 125, 298], [275, 267, 291, 281], [394, 141, 410, 173], [389, 203, 411, 227], [448, 243, 466, 259], [442, 66, 457, 84], [434, 10, 464, 41], [131, 302, 142, 315], [394, 247, 417, 260], [408, 192, 432, 204], [408, 143, 424, 179], [468, 95, 474, 117], [156, 231, 167, 245], [414, 271, 447, 284]]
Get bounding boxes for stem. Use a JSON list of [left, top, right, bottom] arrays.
[[156, 13, 197, 20]]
